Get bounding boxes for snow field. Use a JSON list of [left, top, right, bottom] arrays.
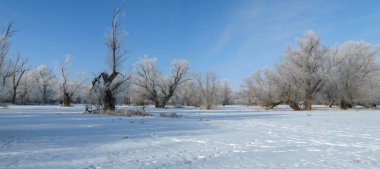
[[0, 105, 379, 169]]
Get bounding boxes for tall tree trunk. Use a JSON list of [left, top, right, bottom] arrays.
[[103, 89, 115, 111], [304, 98, 312, 110], [63, 92, 70, 107], [265, 101, 283, 110], [328, 100, 335, 108], [286, 99, 301, 111], [157, 103, 166, 108], [11, 86, 16, 104], [340, 99, 348, 110], [155, 100, 167, 108], [206, 104, 212, 110], [43, 85, 47, 104], [154, 101, 160, 108]]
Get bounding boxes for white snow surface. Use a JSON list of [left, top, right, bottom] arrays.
[[1, 105, 380, 169]]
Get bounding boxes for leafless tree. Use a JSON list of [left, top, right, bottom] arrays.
[[60, 56, 72, 106], [34, 65, 55, 104], [158, 59, 189, 107], [333, 41, 379, 109], [179, 75, 202, 107], [60, 56, 85, 107], [242, 32, 379, 111], [279, 31, 329, 110], [90, 8, 129, 111], [0, 19, 15, 103], [242, 32, 330, 111], [242, 69, 283, 109], [0, 19, 15, 79], [197, 72, 219, 110], [221, 80, 233, 106], [18, 70, 34, 104], [8, 52, 29, 104], [134, 57, 189, 108]]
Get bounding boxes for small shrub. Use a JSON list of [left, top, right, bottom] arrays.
[[88, 106, 153, 117]]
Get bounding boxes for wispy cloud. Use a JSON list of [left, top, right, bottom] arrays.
[[208, 0, 330, 59], [204, 0, 339, 88]]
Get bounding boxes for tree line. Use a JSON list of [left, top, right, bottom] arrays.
[[1, 11, 379, 111], [0, 10, 234, 112], [241, 31, 380, 110]]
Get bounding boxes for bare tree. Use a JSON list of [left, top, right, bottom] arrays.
[[34, 65, 55, 104], [242, 69, 283, 109], [158, 59, 189, 107], [60, 56, 72, 106], [60, 56, 85, 107], [134, 56, 189, 108], [319, 79, 339, 108], [241, 32, 379, 111], [197, 72, 219, 110], [0, 19, 15, 79], [8, 52, 29, 104], [18, 70, 35, 104], [0, 19, 15, 103], [279, 31, 328, 110], [179, 74, 202, 107], [221, 80, 232, 106], [90, 8, 129, 111], [133, 57, 160, 106], [333, 41, 379, 109]]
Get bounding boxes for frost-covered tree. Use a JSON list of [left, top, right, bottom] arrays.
[[242, 69, 283, 109], [159, 59, 190, 107], [333, 41, 379, 109], [279, 31, 329, 110], [0, 19, 15, 103], [242, 68, 302, 110], [90, 8, 130, 111], [134, 56, 189, 108], [17, 70, 36, 104], [8, 53, 29, 104], [197, 72, 219, 110], [221, 80, 233, 106], [243, 31, 380, 111], [178, 74, 202, 107], [60, 56, 72, 106], [59, 56, 85, 107], [242, 31, 332, 111], [33, 65, 56, 104], [0, 19, 14, 80]]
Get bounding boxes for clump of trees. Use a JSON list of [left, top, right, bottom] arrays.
[[243, 31, 380, 110], [131, 67, 235, 110], [196, 72, 220, 110], [133, 56, 189, 108], [0, 18, 88, 106], [33, 65, 56, 104], [242, 69, 282, 109], [3, 12, 378, 112], [325, 41, 379, 109]]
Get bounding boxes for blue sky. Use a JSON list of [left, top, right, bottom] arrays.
[[1, 0, 380, 89]]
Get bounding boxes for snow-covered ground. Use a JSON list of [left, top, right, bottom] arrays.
[[1, 105, 379, 169]]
